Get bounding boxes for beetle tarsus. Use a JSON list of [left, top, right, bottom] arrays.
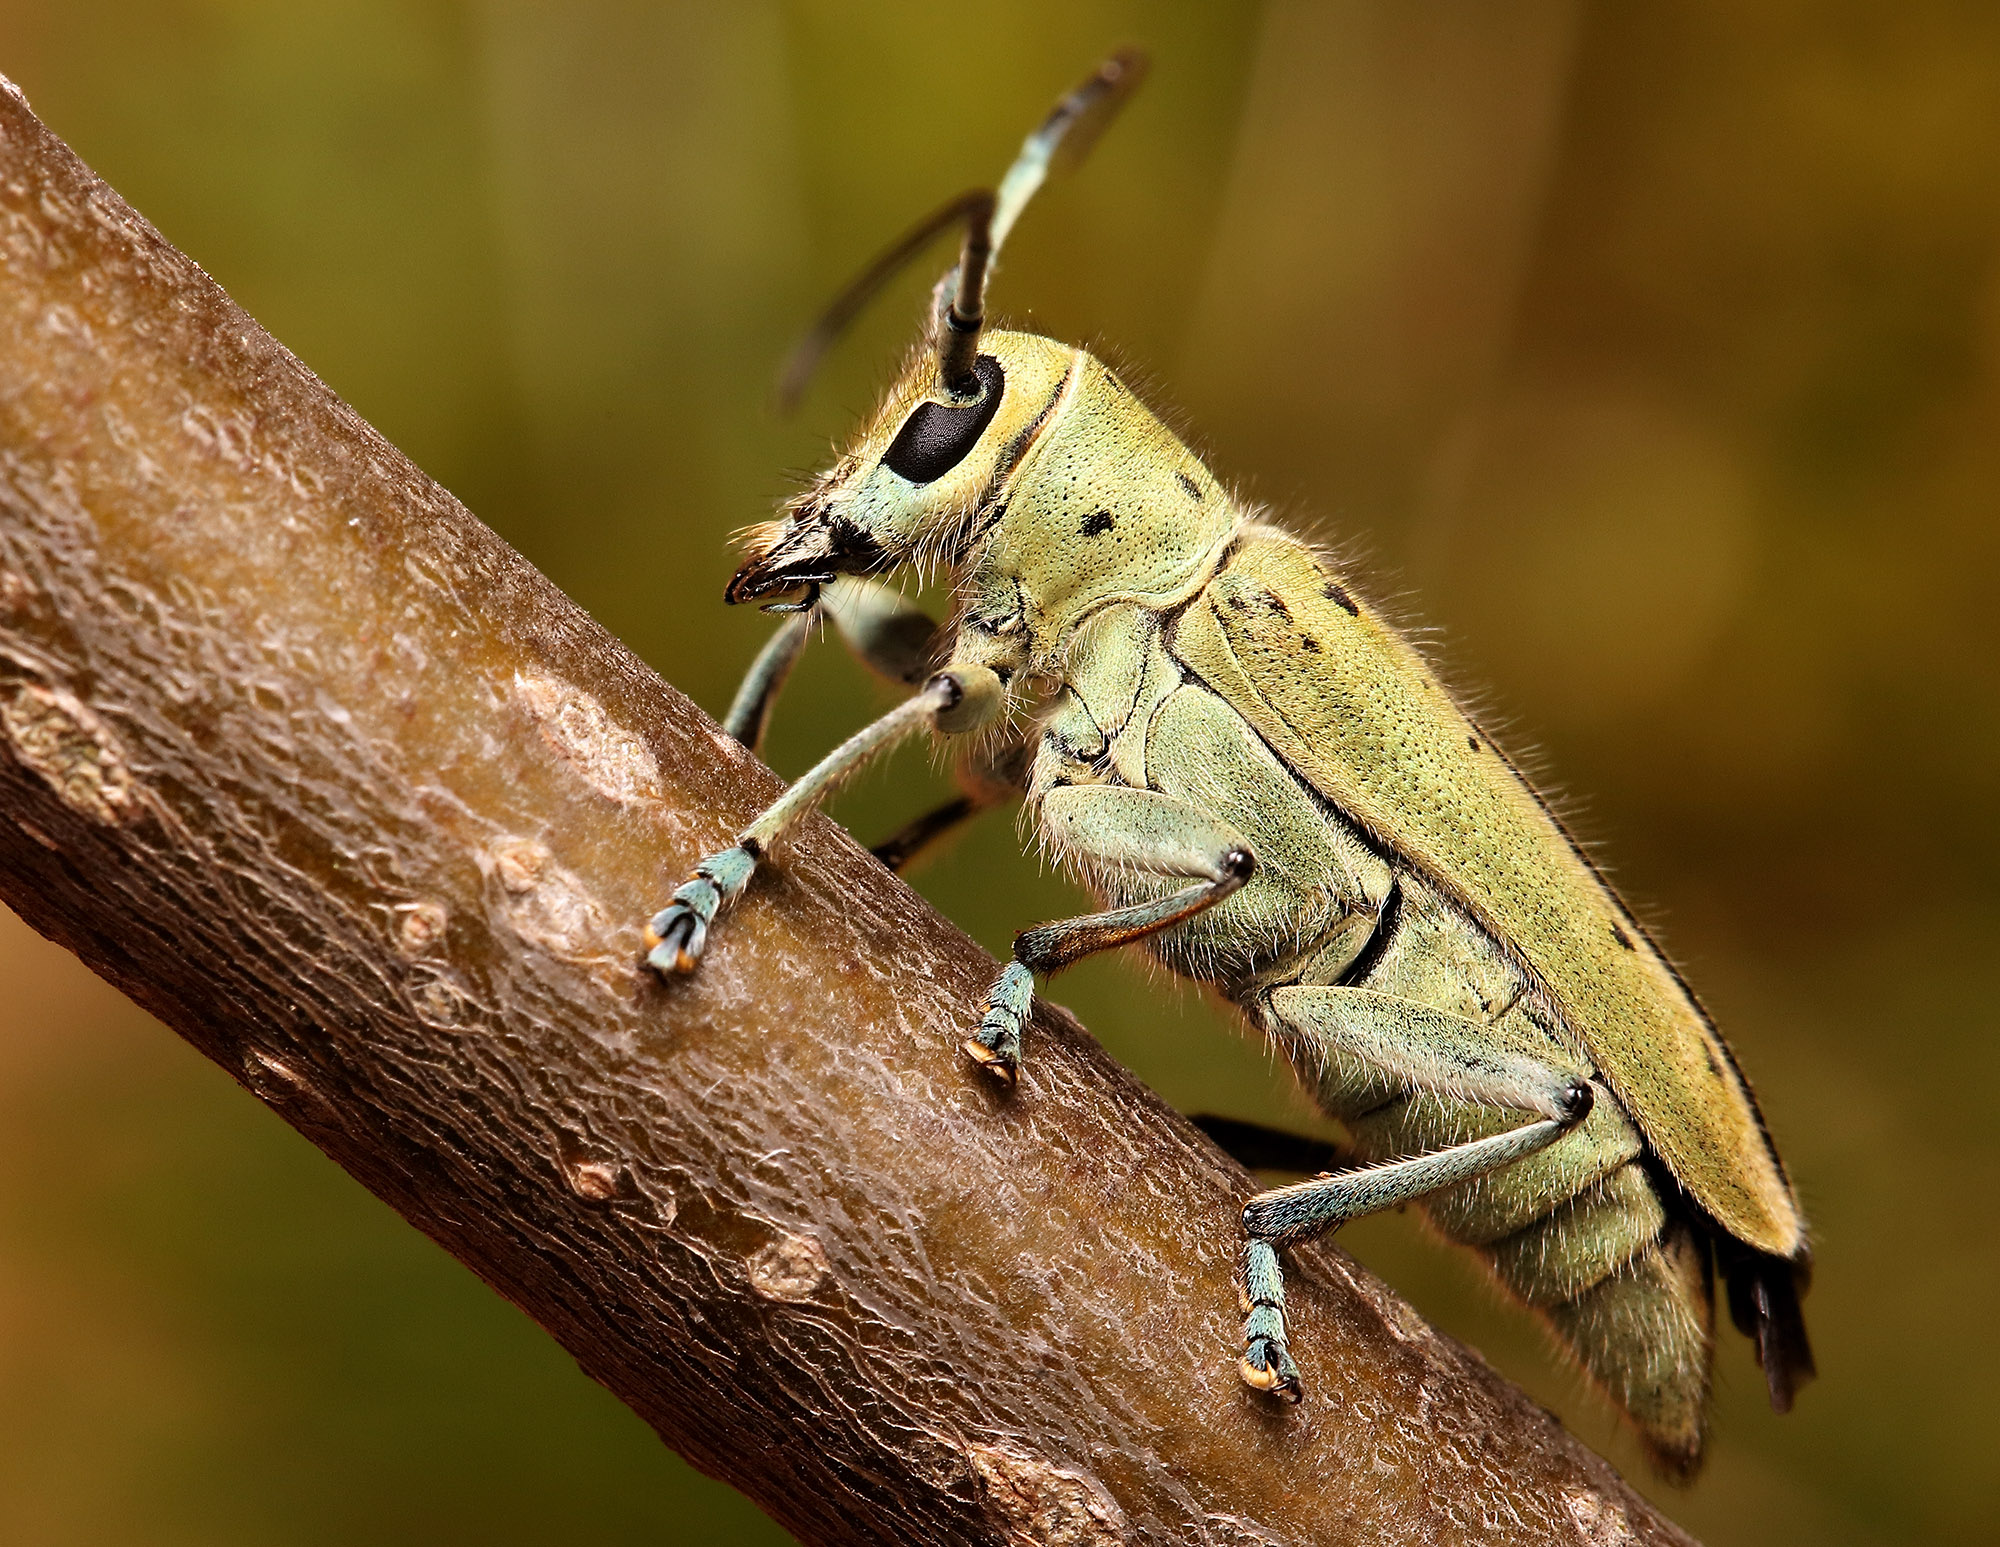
[[643, 846, 758, 977], [1238, 1238, 1304, 1403], [1238, 1344, 1304, 1403], [645, 883, 715, 975], [964, 959, 1032, 1081], [960, 1036, 1017, 1085]]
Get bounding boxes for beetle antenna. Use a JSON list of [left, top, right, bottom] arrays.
[[935, 47, 1147, 395], [776, 188, 994, 413], [775, 47, 1148, 411], [991, 46, 1148, 256], [933, 191, 997, 396]]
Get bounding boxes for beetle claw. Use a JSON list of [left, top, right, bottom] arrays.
[[1238, 1344, 1304, 1403], [961, 1036, 1018, 1084], [644, 871, 730, 976], [964, 960, 1031, 1082], [644, 902, 706, 974]]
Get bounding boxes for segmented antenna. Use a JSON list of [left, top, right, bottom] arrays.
[[775, 47, 1149, 412]]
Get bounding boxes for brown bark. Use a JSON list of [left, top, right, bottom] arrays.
[[0, 76, 1693, 1547]]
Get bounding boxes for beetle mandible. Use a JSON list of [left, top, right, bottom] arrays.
[[644, 51, 1813, 1477]]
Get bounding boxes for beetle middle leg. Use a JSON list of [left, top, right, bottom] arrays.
[[1190, 1115, 1350, 1176], [870, 731, 1031, 874], [964, 785, 1256, 1081], [1236, 986, 1597, 1398]]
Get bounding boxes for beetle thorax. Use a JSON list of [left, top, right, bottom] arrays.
[[964, 349, 1236, 665]]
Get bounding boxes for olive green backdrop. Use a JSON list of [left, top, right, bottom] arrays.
[[1, 3, 1995, 1543]]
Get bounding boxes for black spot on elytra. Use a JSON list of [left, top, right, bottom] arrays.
[[1257, 588, 1291, 621], [1224, 591, 1248, 612], [1321, 580, 1360, 616], [1080, 510, 1115, 537], [1611, 924, 1635, 951], [1175, 470, 1202, 501], [1467, 734, 1480, 752], [1302, 636, 1321, 653]]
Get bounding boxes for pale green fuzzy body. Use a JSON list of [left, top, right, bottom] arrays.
[[923, 339, 1721, 1456], [894, 330, 1795, 1465], [665, 320, 1810, 1475]]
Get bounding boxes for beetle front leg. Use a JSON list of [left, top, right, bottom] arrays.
[[721, 613, 812, 754], [870, 730, 1031, 874], [722, 577, 945, 756], [965, 785, 1256, 1081], [648, 667, 994, 975]]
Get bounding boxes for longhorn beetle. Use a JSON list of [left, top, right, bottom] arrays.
[[645, 51, 1813, 1476]]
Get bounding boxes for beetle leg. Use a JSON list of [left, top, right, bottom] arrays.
[[1239, 1237, 1300, 1399], [965, 785, 1256, 1081], [1236, 1111, 1588, 1403], [722, 578, 944, 756], [1190, 1114, 1351, 1175], [1266, 984, 1594, 1122], [647, 675, 959, 975], [1235, 988, 1598, 1399], [721, 612, 812, 753], [822, 576, 946, 686], [869, 795, 978, 873], [1244, 1106, 1587, 1251], [870, 730, 1031, 873]]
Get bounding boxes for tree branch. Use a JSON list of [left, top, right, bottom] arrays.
[[0, 78, 1693, 1547]]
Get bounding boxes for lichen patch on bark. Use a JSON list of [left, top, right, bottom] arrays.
[[746, 1231, 831, 1302], [485, 836, 611, 963], [393, 899, 449, 956], [1564, 1490, 1640, 1546], [512, 669, 663, 804], [967, 1444, 1130, 1547], [563, 1156, 623, 1202], [0, 683, 137, 825]]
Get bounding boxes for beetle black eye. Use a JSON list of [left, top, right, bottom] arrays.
[[881, 355, 1006, 484]]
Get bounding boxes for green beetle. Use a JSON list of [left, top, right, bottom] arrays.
[[646, 53, 1812, 1477]]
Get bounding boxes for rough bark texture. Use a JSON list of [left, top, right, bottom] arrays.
[[0, 77, 1695, 1547]]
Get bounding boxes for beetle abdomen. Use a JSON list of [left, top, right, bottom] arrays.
[[1292, 868, 1716, 1471], [1541, 1221, 1713, 1476]]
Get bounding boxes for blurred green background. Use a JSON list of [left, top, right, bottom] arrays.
[[2, 2, 1996, 1542]]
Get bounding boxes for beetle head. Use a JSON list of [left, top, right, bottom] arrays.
[[727, 328, 1077, 610], [729, 51, 1144, 613]]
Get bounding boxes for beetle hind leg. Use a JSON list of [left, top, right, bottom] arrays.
[[1234, 1078, 1592, 1401], [965, 960, 1034, 1079], [1238, 1238, 1302, 1401]]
